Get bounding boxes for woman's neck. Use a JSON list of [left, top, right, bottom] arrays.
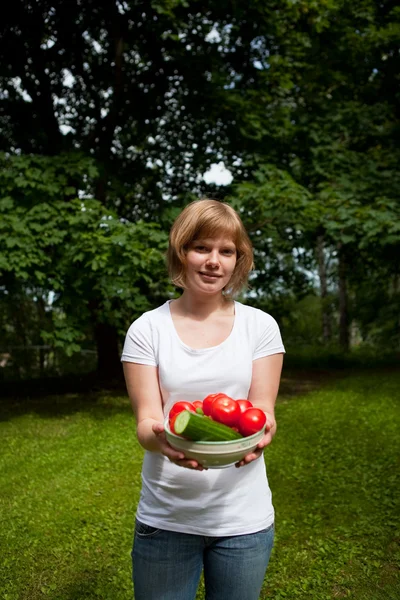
[[173, 291, 233, 320]]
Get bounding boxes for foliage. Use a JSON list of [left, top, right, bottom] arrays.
[[1, 0, 296, 210], [0, 370, 399, 598], [0, 153, 171, 361], [230, 163, 317, 301], [1, 1, 400, 373], [226, 0, 400, 349]]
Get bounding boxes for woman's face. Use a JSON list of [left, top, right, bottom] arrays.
[[184, 235, 237, 296]]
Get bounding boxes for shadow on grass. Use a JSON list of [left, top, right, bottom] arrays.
[[279, 365, 399, 399], [19, 568, 133, 600], [56, 577, 132, 600], [0, 371, 130, 423], [1, 365, 398, 422], [0, 367, 340, 422], [0, 370, 126, 399], [0, 393, 132, 423], [278, 368, 345, 398]]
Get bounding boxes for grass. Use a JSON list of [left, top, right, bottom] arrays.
[[264, 370, 400, 599], [0, 369, 399, 599]]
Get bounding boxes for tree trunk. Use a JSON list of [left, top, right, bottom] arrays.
[[37, 296, 47, 377], [316, 234, 331, 343], [89, 300, 122, 380], [93, 321, 122, 380], [337, 243, 350, 351]]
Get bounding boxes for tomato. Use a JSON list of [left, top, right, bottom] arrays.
[[169, 401, 195, 421], [192, 400, 203, 410], [211, 395, 241, 428], [202, 393, 225, 416], [239, 408, 267, 437], [169, 413, 179, 434], [236, 399, 253, 413]]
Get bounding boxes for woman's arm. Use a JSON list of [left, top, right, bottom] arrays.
[[123, 362, 206, 470], [235, 352, 284, 468]]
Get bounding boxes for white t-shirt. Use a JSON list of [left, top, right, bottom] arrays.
[[121, 300, 285, 536]]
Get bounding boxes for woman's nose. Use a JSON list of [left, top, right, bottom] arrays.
[[206, 251, 219, 266]]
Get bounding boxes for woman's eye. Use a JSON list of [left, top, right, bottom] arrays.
[[195, 245, 207, 252], [222, 249, 235, 255]]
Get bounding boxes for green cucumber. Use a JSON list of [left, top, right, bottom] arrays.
[[174, 410, 243, 441]]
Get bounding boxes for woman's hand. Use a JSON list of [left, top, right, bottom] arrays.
[[152, 422, 207, 471], [235, 412, 276, 468]]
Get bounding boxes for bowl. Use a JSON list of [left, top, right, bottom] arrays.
[[164, 419, 265, 469]]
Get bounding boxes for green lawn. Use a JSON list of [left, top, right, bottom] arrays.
[[1, 370, 399, 600]]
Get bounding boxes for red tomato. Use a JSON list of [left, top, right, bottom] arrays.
[[169, 401, 195, 421], [236, 399, 253, 413], [202, 393, 225, 416], [239, 408, 267, 437], [169, 413, 179, 434], [211, 395, 241, 428], [192, 400, 203, 410]]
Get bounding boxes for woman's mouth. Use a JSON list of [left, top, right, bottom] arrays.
[[199, 271, 221, 279]]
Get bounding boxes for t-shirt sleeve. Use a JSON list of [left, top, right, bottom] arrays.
[[253, 311, 285, 360], [121, 314, 157, 366]]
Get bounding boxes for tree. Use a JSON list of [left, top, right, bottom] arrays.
[[1, 0, 287, 209], [0, 153, 170, 377], [228, 1, 400, 349], [2, 0, 400, 374], [2, 0, 316, 373]]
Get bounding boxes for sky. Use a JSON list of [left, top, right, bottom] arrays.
[[203, 162, 233, 186]]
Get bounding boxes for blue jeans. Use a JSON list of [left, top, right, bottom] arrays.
[[132, 519, 274, 600]]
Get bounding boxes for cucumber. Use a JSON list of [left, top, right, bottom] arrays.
[[174, 410, 243, 441]]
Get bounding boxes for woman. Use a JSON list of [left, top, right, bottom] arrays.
[[122, 199, 285, 600]]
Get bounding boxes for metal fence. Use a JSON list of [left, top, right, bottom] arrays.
[[0, 346, 97, 381]]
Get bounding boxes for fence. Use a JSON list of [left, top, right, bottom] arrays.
[[0, 346, 97, 381]]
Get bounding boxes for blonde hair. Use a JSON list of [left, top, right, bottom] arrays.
[[167, 199, 254, 296]]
